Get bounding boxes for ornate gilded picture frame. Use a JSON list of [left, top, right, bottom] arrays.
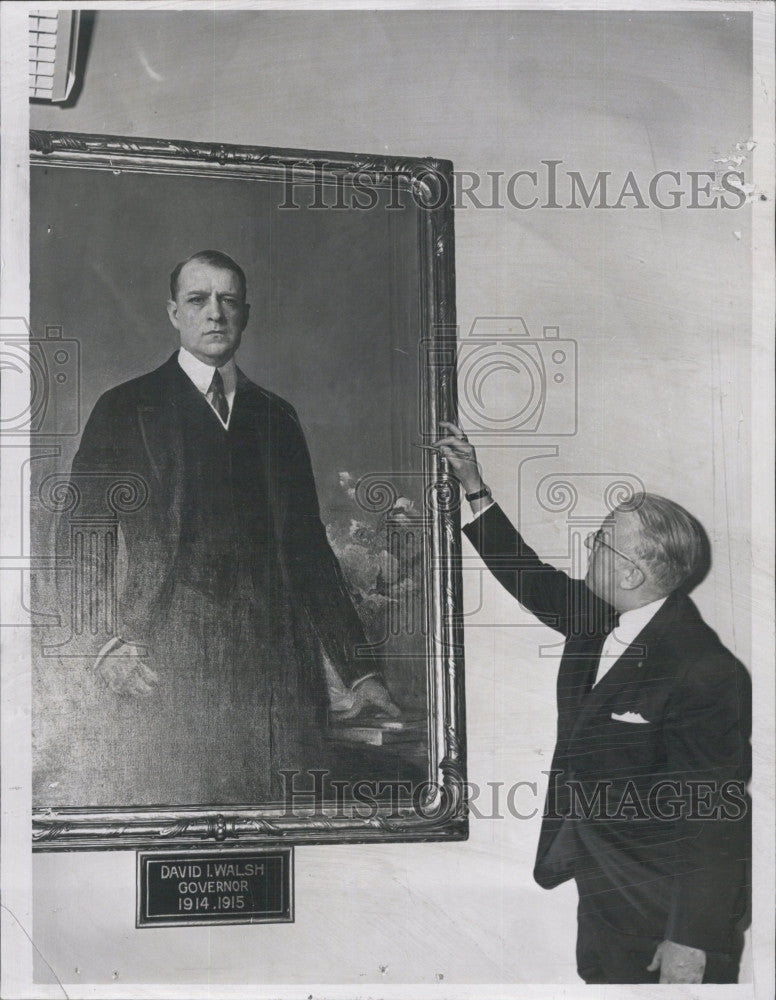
[[29, 130, 466, 849]]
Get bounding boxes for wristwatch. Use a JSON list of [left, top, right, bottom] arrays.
[[465, 485, 492, 502]]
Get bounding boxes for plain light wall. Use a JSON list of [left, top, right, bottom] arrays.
[[30, 10, 752, 988]]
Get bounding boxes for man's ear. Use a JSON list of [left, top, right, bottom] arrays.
[[166, 299, 180, 331], [240, 301, 250, 332], [619, 564, 645, 592]]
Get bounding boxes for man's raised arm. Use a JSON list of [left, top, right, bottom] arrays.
[[432, 421, 611, 637]]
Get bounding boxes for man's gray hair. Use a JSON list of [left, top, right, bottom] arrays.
[[615, 492, 706, 594]]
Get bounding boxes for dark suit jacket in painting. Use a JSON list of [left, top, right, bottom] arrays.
[[464, 503, 751, 956], [59, 352, 382, 804], [72, 352, 371, 678]]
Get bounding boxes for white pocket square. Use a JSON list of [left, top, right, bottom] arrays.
[[611, 711, 650, 724]]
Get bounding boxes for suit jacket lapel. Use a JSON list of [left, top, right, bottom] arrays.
[[234, 367, 292, 557], [134, 356, 291, 564], [563, 634, 608, 704], [569, 593, 680, 736], [136, 354, 189, 544]]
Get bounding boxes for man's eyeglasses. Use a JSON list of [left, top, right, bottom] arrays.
[[585, 527, 644, 571]]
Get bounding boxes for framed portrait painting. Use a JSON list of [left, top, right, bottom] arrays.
[[28, 130, 466, 850]]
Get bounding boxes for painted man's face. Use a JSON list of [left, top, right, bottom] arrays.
[[167, 260, 249, 366]]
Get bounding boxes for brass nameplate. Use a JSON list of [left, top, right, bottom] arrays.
[[137, 848, 293, 927]]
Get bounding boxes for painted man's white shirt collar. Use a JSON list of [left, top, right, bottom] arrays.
[[177, 347, 238, 429], [177, 346, 237, 397]]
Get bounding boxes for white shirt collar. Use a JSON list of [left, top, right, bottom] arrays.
[[594, 596, 668, 684], [177, 347, 237, 398], [614, 596, 668, 642]]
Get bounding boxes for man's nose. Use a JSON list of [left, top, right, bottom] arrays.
[[206, 294, 224, 318], [584, 532, 595, 550]]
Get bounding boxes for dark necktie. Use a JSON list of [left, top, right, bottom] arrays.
[[208, 367, 229, 424]]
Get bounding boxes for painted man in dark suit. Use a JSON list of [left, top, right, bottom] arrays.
[[434, 422, 750, 984], [68, 250, 399, 803]]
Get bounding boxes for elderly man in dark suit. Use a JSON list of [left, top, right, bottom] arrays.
[[67, 250, 398, 803], [434, 422, 750, 985]]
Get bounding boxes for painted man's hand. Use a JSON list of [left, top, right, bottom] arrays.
[[432, 421, 484, 495], [338, 678, 401, 720], [92, 638, 159, 698], [647, 940, 706, 983]]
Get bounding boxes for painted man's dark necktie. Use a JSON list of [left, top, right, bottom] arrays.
[[208, 367, 229, 424]]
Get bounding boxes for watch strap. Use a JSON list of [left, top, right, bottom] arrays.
[[465, 486, 492, 502]]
